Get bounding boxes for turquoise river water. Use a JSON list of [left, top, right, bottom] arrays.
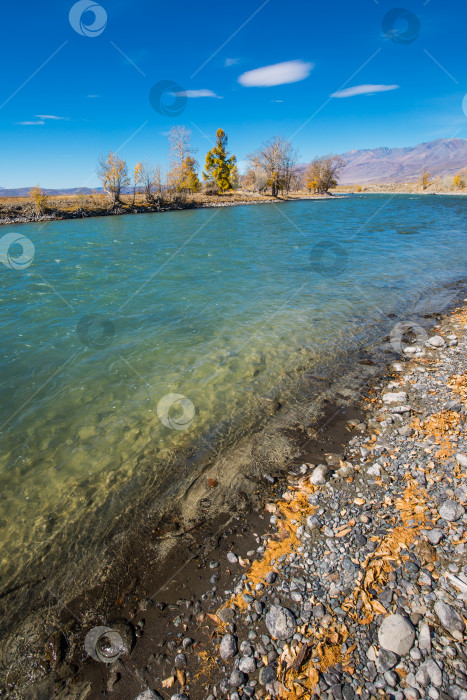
[[0, 194, 466, 624]]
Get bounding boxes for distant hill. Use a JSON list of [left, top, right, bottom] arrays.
[[0, 187, 103, 197], [338, 138, 467, 184]]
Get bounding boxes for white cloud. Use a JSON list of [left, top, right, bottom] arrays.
[[16, 120, 45, 125], [331, 84, 399, 98], [225, 58, 240, 67], [271, 99, 284, 103], [173, 89, 222, 99], [238, 60, 313, 87], [36, 114, 68, 120]]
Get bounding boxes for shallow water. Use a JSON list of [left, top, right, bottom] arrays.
[[0, 194, 466, 605]]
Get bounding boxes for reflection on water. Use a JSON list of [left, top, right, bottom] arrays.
[[0, 194, 466, 603]]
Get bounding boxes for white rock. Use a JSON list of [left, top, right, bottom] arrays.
[[367, 465, 382, 477], [456, 453, 467, 468], [238, 656, 256, 673], [439, 500, 465, 522], [425, 659, 443, 687], [434, 601, 465, 640], [428, 335, 445, 347], [378, 614, 416, 655], [382, 391, 407, 404], [309, 465, 329, 485]]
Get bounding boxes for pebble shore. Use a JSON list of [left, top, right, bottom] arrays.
[[127, 302, 467, 700]]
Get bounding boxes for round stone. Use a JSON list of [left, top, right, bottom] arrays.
[[265, 605, 296, 640], [378, 614, 416, 656], [220, 634, 237, 660], [439, 501, 465, 522]]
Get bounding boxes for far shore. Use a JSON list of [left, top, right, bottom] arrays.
[[335, 182, 467, 195], [0, 191, 337, 227], [1, 185, 466, 227]]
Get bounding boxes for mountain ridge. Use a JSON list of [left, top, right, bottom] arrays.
[[338, 138, 467, 184]]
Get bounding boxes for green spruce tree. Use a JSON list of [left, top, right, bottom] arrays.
[[203, 129, 236, 194]]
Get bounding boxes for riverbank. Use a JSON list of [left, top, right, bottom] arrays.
[[0, 191, 335, 226], [11, 289, 467, 700], [334, 183, 467, 195]]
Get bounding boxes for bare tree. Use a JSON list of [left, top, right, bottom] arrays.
[[243, 167, 268, 193], [248, 136, 299, 197], [167, 126, 197, 192], [96, 152, 130, 206], [139, 163, 163, 203], [305, 154, 344, 194]]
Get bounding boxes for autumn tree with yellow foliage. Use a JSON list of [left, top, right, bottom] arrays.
[[179, 157, 201, 193], [97, 152, 130, 206], [418, 169, 431, 190], [453, 172, 465, 190], [29, 185, 48, 214], [305, 155, 344, 194]]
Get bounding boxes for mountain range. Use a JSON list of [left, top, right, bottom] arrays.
[[338, 138, 467, 184]]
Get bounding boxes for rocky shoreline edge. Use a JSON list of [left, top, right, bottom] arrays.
[[40, 298, 467, 700], [0, 193, 337, 227]]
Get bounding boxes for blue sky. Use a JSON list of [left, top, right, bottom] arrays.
[[0, 0, 466, 188]]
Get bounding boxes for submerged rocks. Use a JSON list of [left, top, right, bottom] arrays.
[[265, 605, 296, 640], [434, 601, 465, 640], [378, 614, 415, 655]]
